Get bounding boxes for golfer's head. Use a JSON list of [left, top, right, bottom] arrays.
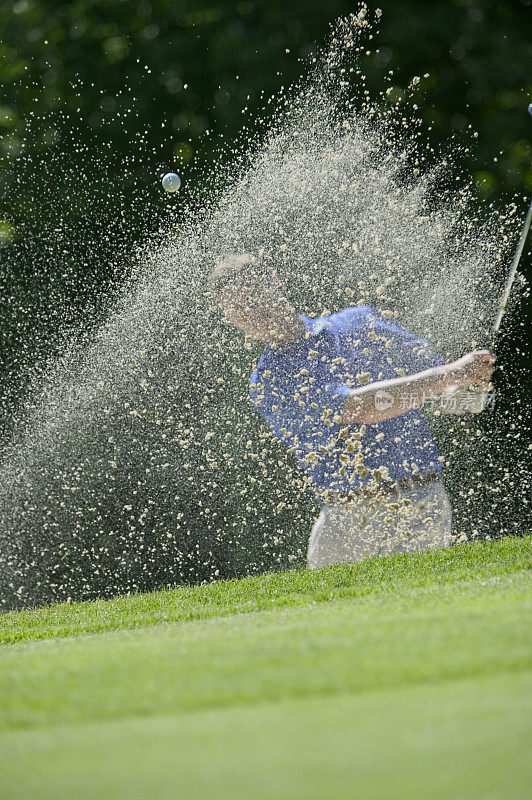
[[209, 254, 289, 342]]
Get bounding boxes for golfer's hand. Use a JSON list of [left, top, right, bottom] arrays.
[[438, 386, 491, 415], [449, 350, 496, 390]]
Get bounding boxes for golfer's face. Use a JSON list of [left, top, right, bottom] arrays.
[[220, 283, 283, 339]]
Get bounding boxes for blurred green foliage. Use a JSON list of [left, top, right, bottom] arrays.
[[1, 0, 530, 212], [0, 0, 530, 275]]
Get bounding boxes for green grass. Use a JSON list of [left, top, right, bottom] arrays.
[[1, 536, 531, 799]]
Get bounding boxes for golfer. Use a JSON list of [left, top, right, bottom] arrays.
[[210, 254, 495, 568]]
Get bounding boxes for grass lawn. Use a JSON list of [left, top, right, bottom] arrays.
[[1, 536, 531, 799]]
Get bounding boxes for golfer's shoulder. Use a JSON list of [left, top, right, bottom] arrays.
[[326, 305, 376, 334]]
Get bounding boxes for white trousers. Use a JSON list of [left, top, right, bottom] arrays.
[[307, 480, 453, 569]]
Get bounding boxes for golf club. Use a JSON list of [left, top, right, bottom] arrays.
[[491, 197, 532, 348], [441, 109, 531, 414]]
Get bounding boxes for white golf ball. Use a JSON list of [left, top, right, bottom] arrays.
[[162, 172, 181, 193]]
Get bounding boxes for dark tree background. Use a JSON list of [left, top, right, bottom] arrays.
[[0, 0, 530, 602]]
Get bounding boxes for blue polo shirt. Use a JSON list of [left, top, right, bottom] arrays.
[[249, 306, 446, 500]]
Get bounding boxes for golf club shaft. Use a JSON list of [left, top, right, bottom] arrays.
[[491, 198, 532, 348]]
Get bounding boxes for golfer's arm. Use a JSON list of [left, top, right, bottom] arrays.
[[341, 364, 456, 424]]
